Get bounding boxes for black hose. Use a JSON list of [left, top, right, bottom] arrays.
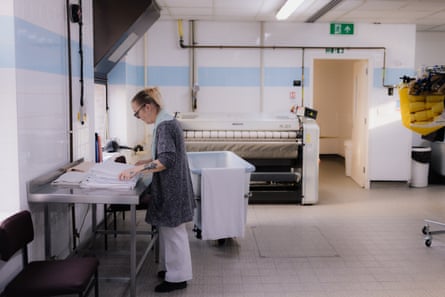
[[78, 0, 85, 125]]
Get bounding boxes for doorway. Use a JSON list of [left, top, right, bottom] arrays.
[[313, 59, 368, 188]]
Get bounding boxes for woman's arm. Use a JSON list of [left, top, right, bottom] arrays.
[[134, 158, 152, 166], [118, 159, 166, 181]]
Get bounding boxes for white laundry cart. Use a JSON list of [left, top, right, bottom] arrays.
[[187, 151, 255, 243]]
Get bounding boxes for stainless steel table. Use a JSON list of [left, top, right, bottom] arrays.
[[27, 160, 156, 297]]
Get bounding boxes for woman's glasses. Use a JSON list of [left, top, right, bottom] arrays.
[[133, 104, 146, 118]]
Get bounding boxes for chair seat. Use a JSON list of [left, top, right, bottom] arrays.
[[108, 203, 148, 211], [5, 257, 99, 297], [108, 204, 132, 212]]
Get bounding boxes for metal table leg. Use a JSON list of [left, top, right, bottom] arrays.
[[44, 204, 52, 259], [130, 204, 136, 297], [92, 204, 97, 248]]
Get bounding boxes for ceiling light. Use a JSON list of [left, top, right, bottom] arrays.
[[276, 0, 305, 20]]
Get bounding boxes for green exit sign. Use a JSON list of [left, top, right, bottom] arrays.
[[330, 23, 354, 35]]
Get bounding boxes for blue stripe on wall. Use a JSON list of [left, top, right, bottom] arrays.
[[264, 67, 304, 87], [147, 66, 189, 86], [2, 16, 417, 90], [0, 16, 15, 67], [303, 68, 311, 86], [70, 44, 94, 80], [0, 16, 93, 79], [373, 67, 416, 87], [127, 64, 145, 86], [108, 62, 145, 86], [109, 65, 315, 88], [199, 67, 260, 87], [108, 62, 126, 85], [15, 18, 68, 75]]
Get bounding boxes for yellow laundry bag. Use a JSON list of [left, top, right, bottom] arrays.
[[399, 86, 445, 135]]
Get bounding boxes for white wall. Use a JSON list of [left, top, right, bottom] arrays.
[[415, 32, 445, 70], [0, 0, 21, 290], [107, 39, 150, 158], [0, 1, 20, 214], [134, 20, 415, 182], [146, 20, 193, 112], [0, 0, 96, 291]]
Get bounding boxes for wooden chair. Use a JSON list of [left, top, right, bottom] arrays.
[[0, 210, 99, 297]]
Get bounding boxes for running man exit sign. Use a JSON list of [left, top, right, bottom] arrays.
[[330, 23, 354, 35]]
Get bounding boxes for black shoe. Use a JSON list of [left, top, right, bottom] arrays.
[[157, 270, 166, 279], [154, 281, 187, 293]]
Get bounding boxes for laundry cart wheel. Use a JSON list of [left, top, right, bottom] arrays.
[[193, 225, 202, 239], [422, 224, 432, 247]]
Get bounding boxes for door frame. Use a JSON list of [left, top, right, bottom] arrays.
[[351, 59, 369, 188], [307, 50, 373, 188]]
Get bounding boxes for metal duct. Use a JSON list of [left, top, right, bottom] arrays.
[[93, 0, 160, 81], [305, 0, 344, 23]]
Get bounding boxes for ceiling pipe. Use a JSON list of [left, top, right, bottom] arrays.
[[190, 20, 198, 111], [301, 48, 305, 105], [177, 20, 395, 92]]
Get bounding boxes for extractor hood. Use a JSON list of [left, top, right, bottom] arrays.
[[93, 0, 160, 81]]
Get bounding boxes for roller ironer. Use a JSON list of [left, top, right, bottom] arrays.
[[176, 112, 319, 204]]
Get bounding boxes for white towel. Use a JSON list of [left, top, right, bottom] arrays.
[[200, 167, 246, 240]]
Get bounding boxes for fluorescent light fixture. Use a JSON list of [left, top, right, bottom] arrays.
[[276, 0, 305, 20]]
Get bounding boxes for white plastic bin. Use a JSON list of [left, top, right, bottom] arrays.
[[344, 140, 352, 176], [188, 151, 255, 195], [411, 146, 431, 187], [187, 151, 255, 240]]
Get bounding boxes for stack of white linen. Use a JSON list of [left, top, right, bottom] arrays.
[[80, 161, 139, 189]]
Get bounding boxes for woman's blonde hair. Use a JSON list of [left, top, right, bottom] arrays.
[[131, 87, 163, 110]]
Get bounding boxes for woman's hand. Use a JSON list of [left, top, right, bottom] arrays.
[[119, 159, 165, 180], [118, 165, 142, 181]]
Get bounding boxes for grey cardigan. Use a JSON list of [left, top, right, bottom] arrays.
[[145, 119, 195, 227]]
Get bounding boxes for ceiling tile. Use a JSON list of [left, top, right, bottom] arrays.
[[156, 0, 445, 32]]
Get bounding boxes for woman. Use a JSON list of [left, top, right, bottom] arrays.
[[119, 87, 195, 293]]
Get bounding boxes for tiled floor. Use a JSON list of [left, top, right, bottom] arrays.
[[97, 156, 445, 297]]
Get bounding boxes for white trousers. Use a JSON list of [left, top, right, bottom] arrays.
[[158, 223, 193, 282]]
